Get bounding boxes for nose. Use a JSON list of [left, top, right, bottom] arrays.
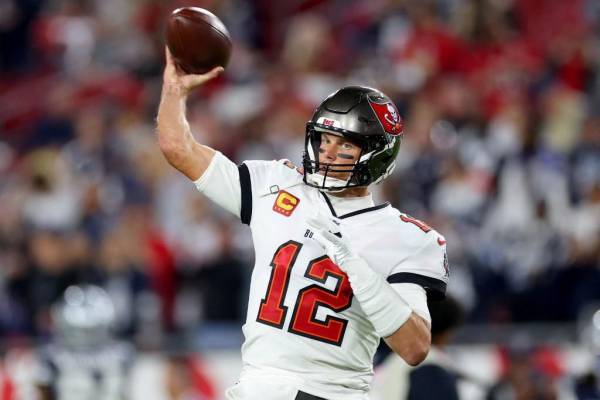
[[320, 142, 337, 161]]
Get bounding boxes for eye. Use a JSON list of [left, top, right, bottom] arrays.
[[341, 142, 354, 150]]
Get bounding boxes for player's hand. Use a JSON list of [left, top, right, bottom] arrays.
[[162, 46, 224, 96], [307, 215, 378, 287], [306, 216, 357, 268]]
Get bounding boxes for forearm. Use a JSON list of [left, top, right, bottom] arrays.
[[157, 88, 191, 150], [156, 88, 215, 180], [384, 313, 431, 366], [343, 259, 431, 365], [157, 48, 222, 180]]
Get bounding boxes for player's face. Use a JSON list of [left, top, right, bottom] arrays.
[[318, 133, 362, 180]]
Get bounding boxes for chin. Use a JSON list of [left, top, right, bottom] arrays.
[[320, 172, 348, 180]]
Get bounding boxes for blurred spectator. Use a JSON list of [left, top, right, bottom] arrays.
[[574, 303, 600, 399], [0, 0, 43, 71], [21, 148, 81, 231], [195, 221, 249, 323], [95, 222, 152, 339], [405, 296, 466, 400], [22, 230, 81, 335], [575, 372, 600, 400], [371, 295, 467, 400], [486, 344, 566, 400], [33, 285, 135, 400]]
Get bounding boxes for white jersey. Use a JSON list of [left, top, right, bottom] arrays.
[[195, 153, 449, 399]]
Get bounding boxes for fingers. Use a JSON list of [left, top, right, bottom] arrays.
[[309, 229, 329, 248], [209, 65, 225, 76], [164, 46, 180, 74], [163, 45, 224, 87], [180, 66, 224, 90], [320, 229, 342, 245], [165, 46, 173, 64], [306, 218, 331, 245], [307, 215, 341, 236], [307, 216, 327, 231], [306, 217, 342, 247]]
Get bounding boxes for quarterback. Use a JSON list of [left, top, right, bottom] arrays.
[[157, 48, 449, 400]]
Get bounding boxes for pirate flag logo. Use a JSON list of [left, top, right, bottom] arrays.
[[368, 98, 403, 136]]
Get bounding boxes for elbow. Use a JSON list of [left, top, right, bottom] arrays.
[[157, 131, 187, 162], [386, 314, 432, 366], [158, 138, 180, 158], [403, 343, 430, 366], [392, 332, 431, 366]]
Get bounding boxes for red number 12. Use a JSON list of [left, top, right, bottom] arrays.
[[257, 241, 353, 346]]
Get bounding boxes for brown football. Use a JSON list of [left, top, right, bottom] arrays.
[[166, 7, 232, 74]]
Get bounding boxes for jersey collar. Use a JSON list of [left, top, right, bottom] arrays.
[[319, 191, 390, 219]]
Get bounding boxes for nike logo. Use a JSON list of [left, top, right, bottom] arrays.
[[437, 237, 446, 246]]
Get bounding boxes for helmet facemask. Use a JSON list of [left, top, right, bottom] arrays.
[[302, 125, 397, 192]]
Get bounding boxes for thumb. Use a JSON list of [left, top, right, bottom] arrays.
[[181, 66, 224, 89], [307, 216, 327, 231], [320, 229, 342, 245]]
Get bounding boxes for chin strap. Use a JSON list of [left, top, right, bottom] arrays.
[[306, 215, 412, 338]]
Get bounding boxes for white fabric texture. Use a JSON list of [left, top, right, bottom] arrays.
[[391, 283, 430, 324], [193, 151, 242, 217]]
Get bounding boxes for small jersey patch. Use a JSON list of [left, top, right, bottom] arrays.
[[281, 160, 303, 175], [273, 190, 300, 217], [282, 160, 295, 169]]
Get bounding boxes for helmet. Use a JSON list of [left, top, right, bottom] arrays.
[[51, 285, 116, 349], [302, 86, 403, 192]]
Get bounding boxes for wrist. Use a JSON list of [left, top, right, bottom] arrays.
[[342, 257, 377, 291], [162, 83, 189, 99], [342, 257, 412, 338]]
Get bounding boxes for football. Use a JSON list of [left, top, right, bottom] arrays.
[[166, 7, 232, 74]]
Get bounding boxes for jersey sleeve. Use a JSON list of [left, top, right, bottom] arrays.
[[392, 283, 431, 324], [238, 159, 302, 225], [195, 156, 301, 225], [387, 234, 449, 301], [193, 151, 242, 218]]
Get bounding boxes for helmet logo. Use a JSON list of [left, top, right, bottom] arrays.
[[369, 100, 403, 136], [317, 117, 342, 129]]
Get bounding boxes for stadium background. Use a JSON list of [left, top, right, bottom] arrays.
[[0, 0, 599, 398]]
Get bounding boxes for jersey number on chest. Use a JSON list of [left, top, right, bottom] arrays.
[[257, 240, 353, 346]]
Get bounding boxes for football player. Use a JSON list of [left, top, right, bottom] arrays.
[[157, 48, 449, 400], [34, 285, 134, 400]]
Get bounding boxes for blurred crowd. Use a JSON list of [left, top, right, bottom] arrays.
[[0, 0, 599, 348]]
